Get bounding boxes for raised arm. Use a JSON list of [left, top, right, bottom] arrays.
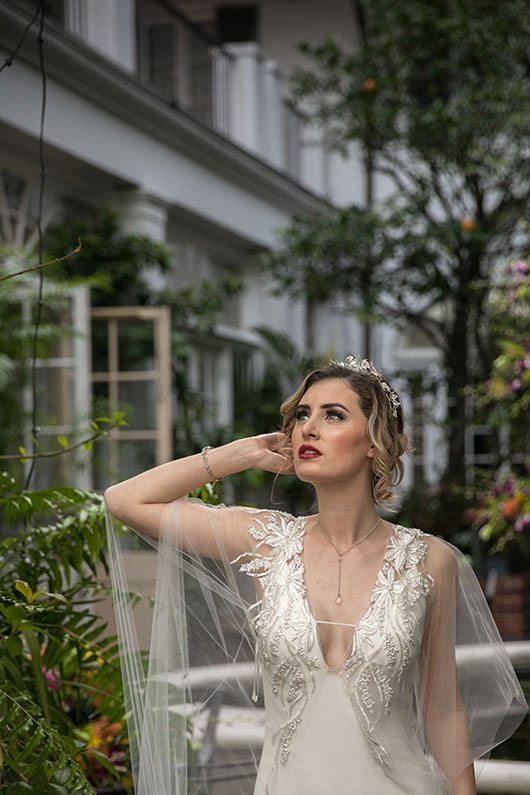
[[104, 433, 293, 559], [418, 538, 476, 795]]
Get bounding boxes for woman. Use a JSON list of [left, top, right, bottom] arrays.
[[104, 356, 526, 795]]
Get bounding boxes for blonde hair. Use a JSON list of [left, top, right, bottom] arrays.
[[280, 362, 410, 511]]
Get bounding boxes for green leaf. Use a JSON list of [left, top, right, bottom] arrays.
[[15, 579, 34, 603], [7, 634, 23, 659], [0, 687, 94, 792], [83, 747, 121, 779], [57, 436, 68, 449]]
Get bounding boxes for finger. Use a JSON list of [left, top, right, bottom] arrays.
[[269, 452, 295, 473], [265, 431, 287, 443]]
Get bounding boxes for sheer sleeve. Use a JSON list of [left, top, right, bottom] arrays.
[[106, 496, 274, 795], [416, 536, 527, 792]]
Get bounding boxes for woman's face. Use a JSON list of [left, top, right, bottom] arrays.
[[290, 378, 374, 485]]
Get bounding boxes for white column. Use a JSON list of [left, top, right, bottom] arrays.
[[224, 43, 262, 156], [109, 189, 170, 292], [261, 58, 283, 169], [66, 0, 136, 73], [217, 348, 233, 426], [72, 285, 92, 489], [109, 189, 169, 242]]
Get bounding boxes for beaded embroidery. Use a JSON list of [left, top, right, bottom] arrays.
[[234, 513, 433, 782]]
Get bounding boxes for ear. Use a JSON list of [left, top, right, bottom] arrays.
[[366, 443, 375, 459]]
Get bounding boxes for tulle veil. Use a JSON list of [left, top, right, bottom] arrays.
[[105, 495, 528, 795]]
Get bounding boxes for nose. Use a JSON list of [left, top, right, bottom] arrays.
[[301, 415, 319, 439]]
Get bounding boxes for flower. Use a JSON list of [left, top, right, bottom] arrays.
[[459, 218, 476, 232], [474, 474, 530, 569], [501, 497, 522, 520], [363, 77, 377, 92], [42, 666, 61, 691], [79, 715, 131, 790]]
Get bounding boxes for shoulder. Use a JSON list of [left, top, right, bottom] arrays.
[[397, 525, 458, 573], [418, 532, 459, 586]]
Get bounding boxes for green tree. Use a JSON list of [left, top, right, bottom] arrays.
[[44, 208, 171, 306], [265, 0, 530, 482]]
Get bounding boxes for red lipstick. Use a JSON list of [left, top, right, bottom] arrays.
[[298, 444, 322, 459]]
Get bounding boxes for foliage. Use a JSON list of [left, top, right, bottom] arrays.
[[265, 0, 530, 482], [43, 208, 171, 307], [0, 474, 131, 791], [471, 474, 530, 572], [0, 686, 94, 794], [466, 258, 530, 570], [0, 257, 73, 467], [397, 480, 475, 538], [227, 326, 318, 513], [473, 259, 530, 454]]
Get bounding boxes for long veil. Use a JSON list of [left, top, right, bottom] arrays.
[[105, 496, 527, 795], [106, 497, 264, 795]]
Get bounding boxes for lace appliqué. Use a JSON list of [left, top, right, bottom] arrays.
[[233, 515, 433, 784], [343, 526, 433, 772], [234, 512, 319, 770]]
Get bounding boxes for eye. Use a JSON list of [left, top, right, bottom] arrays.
[[294, 408, 309, 421], [327, 409, 346, 420]]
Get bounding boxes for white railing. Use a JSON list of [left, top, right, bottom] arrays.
[[164, 642, 530, 794], [136, 2, 312, 185]]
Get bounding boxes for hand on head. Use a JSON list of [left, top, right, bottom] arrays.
[[251, 432, 295, 475]]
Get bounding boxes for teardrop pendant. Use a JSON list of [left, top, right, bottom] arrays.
[[335, 595, 342, 605]]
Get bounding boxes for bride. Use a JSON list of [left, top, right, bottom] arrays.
[[104, 355, 526, 795]]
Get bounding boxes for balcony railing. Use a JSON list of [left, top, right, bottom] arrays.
[[137, 0, 233, 137], [136, 0, 306, 181]]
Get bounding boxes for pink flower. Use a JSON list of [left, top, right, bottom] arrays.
[[510, 379, 522, 392], [514, 515, 530, 533], [42, 666, 61, 691]]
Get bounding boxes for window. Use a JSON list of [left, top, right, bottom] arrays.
[[217, 4, 258, 43], [146, 23, 177, 101], [91, 307, 172, 489], [21, 287, 92, 490]]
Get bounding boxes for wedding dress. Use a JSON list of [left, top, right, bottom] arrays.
[[106, 498, 528, 795]]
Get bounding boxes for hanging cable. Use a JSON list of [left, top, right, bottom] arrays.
[[0, 1, 42, 74], [11, 1, 48, 489]]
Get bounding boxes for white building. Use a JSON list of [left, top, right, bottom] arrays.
[[0, 0, 446, 492]]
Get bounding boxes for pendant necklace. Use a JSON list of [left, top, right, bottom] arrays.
[[316, 516, 382, 605]]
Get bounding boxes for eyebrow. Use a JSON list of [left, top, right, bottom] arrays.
[[296, 402, 350, 412]]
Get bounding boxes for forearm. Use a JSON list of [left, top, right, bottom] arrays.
[[453, 761, 476, 795], [428, 710, 476, 795], [104, 438, 257, 512]]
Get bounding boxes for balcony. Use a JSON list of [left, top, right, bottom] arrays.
[[136, 0, 308, 182], [7, 0, 323, 191]]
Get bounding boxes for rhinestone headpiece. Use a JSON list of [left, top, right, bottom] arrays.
[[332, 355, 401, 418]]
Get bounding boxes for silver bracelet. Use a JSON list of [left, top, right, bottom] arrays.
[[201, 445, 223, 483]]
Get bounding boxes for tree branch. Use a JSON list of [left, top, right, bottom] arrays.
[[0, 243, 81, 283]]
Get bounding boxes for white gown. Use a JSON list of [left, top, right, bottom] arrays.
[[236, 512, 449, 795], [106, 497, 527, 795]]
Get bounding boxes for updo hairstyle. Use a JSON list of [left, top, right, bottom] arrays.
[[279, 362, 410, 510]]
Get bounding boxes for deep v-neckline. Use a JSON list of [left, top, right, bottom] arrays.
[[299, 517, 400, 673]]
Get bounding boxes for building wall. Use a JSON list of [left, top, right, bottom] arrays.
[[0, 1, 444, 488]]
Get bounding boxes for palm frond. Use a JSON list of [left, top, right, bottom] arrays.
[[0, 686, 95, 793]]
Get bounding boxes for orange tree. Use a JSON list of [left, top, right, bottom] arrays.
[[264, 0, 530, 484]]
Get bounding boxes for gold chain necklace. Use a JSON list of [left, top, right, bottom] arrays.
[[316, 516, 382, 605]]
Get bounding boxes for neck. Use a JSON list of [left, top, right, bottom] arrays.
[[314, 488, 380, 547]]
